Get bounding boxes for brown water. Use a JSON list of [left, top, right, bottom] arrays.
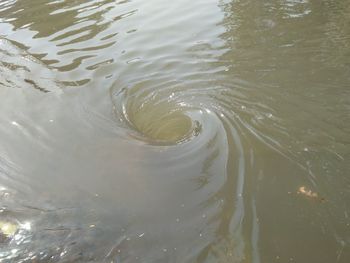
[[0, 0, 349, 262]]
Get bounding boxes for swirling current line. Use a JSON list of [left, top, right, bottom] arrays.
[[110, 78, 248, 260]]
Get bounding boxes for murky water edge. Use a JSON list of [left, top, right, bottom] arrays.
[[0, 0, 350, 262]]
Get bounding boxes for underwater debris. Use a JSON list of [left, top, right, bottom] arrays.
[[0, 220, 18, 242]]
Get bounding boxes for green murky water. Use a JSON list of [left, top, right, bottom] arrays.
[[0, 0, 349, 262]]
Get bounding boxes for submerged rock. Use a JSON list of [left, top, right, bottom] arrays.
[[0, 220, 18, 243]]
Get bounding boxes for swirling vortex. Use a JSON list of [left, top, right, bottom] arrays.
[[111, 80, 227, 146], [110, 78, 248, 261]]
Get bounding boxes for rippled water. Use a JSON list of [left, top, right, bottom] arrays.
[[0, 0, 349, 262]]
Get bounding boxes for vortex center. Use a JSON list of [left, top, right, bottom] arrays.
[[133, 109, 193, 143]]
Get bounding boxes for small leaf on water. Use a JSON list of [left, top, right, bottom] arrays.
[[297, 186, 325, 202]]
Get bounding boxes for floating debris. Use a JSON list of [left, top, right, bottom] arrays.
[[298, 186, 318, 198], [297, 186, 325, 202]]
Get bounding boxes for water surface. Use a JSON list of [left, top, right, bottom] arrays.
[[0, 0, 349, 262]]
